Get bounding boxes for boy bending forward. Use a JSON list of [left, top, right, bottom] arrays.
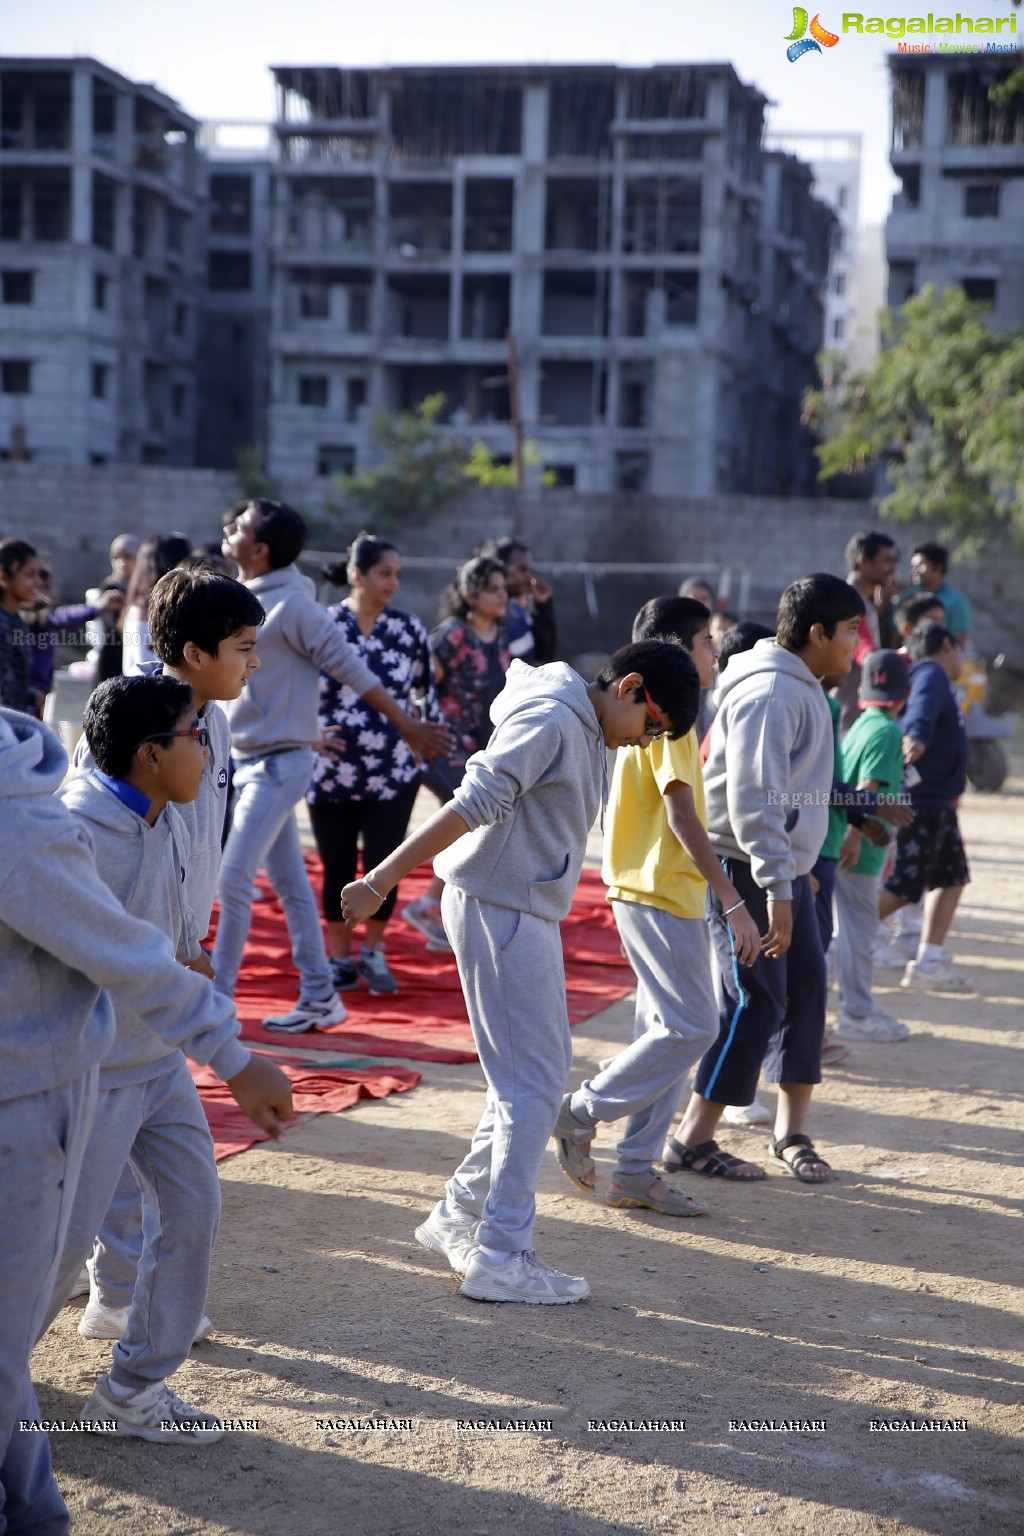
[[341, 643, 696, 1304]]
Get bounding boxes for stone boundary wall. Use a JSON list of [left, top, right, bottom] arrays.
[[1, 466, 1017, 660]]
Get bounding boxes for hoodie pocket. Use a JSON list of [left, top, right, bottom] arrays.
[[527, 851, 571, 915]]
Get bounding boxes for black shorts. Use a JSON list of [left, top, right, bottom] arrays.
[[884, 803, 969, 904]]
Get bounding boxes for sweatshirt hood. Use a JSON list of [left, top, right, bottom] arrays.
[[58, 771, 146, 834], [0, 708, 68, 799], [714, 638, 822, 707], [491, 660, 601, 739], [245, 563, 316, 599]]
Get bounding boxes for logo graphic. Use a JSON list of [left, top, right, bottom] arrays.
[[217, 767, 228, 788], [785, 8, 840, 60]]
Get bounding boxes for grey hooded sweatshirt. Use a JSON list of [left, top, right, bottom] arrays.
[[703, 638, 833, 901], [73, 672, 231, 937], [435, 661, 605, 921], [224, 564, 377, 760], [0, 709, 250, 1103], [58, 775, 201, 966]]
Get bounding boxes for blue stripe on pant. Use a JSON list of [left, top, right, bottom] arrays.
[[694, 862, 826, 1106]]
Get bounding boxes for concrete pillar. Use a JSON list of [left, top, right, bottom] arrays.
[[71, 66, 92, 246], [450, 167, 465, 343]]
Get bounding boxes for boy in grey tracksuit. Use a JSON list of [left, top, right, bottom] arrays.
[[338, 643, 699, 1304], [0, 707, 291, 1530], [43, 676, 292, 1444], [217, 498, 447, 1032]]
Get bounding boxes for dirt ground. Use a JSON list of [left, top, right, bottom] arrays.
[[35, 776, 1024, 1536]]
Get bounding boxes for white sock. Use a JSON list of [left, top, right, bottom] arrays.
[[916, 941, 943, 966], [104, 1376, 138, 1400], [477, 1244, 509, 1265]]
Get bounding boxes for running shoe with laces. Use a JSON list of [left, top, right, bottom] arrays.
[[835, 1008, 909, 1042], [400, 895, 452, 954], [79, 1373, 225, 1443], [414, 1199, 478, 1274], [330, 956, 358, 991], [263, 993, 347, 1033], [901, 955, 973, 993], [357, 946, 398, 995], [78, 1299, 213, 1343], [460, 1249, 589, 1305]]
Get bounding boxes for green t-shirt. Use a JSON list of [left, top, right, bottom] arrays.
[[838, 707, 904, 876], [897, 580, 972, 638], [819, 694, 845, 861]]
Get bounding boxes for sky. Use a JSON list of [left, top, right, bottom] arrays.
[[6, 0, 1022, 225]]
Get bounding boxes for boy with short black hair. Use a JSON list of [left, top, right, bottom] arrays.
[[71, 564, 264, 1340], [341, 642, 697, 1303], [894, 591, 945, 647], [217, 498, 449, 1032], [551, 598, 760, 1217], [879, 621, 973, 992], [51, 675, 293, 1442], [833, 651, 911, 1042], [663, 574, 864, 1185]]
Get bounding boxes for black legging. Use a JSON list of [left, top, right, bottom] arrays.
[[308, 782, 420, 925]]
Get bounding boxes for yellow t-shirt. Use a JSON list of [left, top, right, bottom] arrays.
[[602, 729, 708, 920]]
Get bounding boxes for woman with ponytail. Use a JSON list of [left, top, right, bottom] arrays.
[[307, 533, 439, 996]]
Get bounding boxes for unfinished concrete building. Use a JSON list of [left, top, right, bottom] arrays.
[[265, 64, 833, 494], [887, 54, 1024, 322], [0, 58, 202, 466], [195, 121, 273, 469]]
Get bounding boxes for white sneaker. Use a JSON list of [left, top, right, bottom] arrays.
[[835, 1010, 910, 1043], [79, 1299, 214, 1344], [79, 1373, 225, 1443], [78, 1300, 130, 1339], [414, 1200, 478, 1275], [460, 1249, 589, 1305], [872, 939, 911, 971], [901, 957, 973, 993], [67, 1265, 91, 1300], [723, 1099, 771, 1127], [263, 993, 347, 1033]]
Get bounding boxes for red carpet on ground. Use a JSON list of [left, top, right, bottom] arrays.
[[190, 1054, 420, 1162], [206, 860, 634, 1064]]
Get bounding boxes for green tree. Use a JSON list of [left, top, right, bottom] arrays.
[[463, 438, 558, 489], [325, 394, 470, 536], [803, 284, 1024, 551]]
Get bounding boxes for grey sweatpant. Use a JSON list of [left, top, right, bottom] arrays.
[[442, 886, 571, 1253], [43, 1053, 220, 1393], [835, 867, 880, 1019], [89, 1165, 144, 1312], [1, 1071, 96, 1536], [571, 901, 719, 1177]]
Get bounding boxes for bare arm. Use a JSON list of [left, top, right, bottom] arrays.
[[340, 805, 470, 926], [664, 781, 761, 966]]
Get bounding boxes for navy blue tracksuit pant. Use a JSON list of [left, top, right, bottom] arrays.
[[693, 859, 826, 1107]]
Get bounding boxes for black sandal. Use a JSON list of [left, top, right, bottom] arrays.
[[661, 1137, 766, 1181], [769, 1133, 832, 1183]]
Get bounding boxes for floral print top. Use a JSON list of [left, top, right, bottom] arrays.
[[307, 604, 438, 805], [429, 616, 512, 773]]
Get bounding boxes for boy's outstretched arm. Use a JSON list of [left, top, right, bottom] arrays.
[[664, 781, 761, 966], [340, 805, 470, 926]]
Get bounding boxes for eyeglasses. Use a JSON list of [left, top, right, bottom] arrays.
[[642, 686, 665, 741], [137, 725, 210, 751]]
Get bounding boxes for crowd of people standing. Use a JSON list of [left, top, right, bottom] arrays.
[[0, 503, 988, 1527]]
